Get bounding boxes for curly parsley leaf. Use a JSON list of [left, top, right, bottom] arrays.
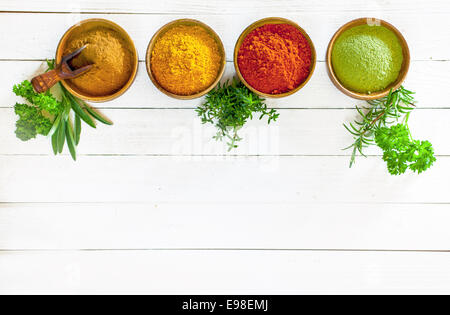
[[374, 124, 436, 175], [408, 140, 436, 174], [13, 80, 62, 115], [14, 103, 52, 141], [344, 86, 436, 175], [12, 59, 113, 161]]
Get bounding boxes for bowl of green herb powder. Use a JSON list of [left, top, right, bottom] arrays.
[[327, 18, 410, 100]]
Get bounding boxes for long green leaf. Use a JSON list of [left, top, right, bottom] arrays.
[[74, 114, 81, 145], [84, 105, 113, 125], [68, 94, 96, 128], [48, 112, 62, 137], [65, 120, 77, 161], [60, 85, 96, 128], [51, 129, 59, 155], [343, 124, 359, 137], [58, 119, 66, 154]]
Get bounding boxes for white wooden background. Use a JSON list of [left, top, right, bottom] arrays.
[[1, 0, 450, 294]]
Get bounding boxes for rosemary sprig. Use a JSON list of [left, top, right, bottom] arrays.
[[344, 86, 436, 175], [344, 86, 415, 167]]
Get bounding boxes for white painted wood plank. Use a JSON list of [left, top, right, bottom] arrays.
[[0, 156, 448, 203], [0, 1, 447, 293], [3, 61, 449, 109], [1, 203, 449, 251], [1, 250, 450, 294], [0, 0, 448, 14], [0, 13, 447, 61], [0, 108, 446, 156]]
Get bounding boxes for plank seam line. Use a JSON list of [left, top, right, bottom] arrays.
[[0, 10, 446, 15], [1, 154, 450, 158], [1, 201, 449, 205], [0, 249, 449, 253], [0, 11, 204, 15]]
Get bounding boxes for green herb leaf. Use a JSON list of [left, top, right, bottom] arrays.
[[48, 112, 62, 137], [51, 128, 59, 155], [13, 80, 62, 115], [14, 103, 52, 141], [344, 86, 436, 175], [46, 59, 56, 70], [374, 124, 436, 175], [12, 60, 110, 160], [74, 114, 82, 145], [65, 119, 77, 161], [60, 84, 96, 128], [58, 119, 66, 154], [196, 79, 279, 151], [84, 104, 113, 125]]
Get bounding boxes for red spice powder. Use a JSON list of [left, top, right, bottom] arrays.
[[238, 24, 312, 95]]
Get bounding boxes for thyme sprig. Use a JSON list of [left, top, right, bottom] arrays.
[[196, 79, 279, 151], [344, 86, 436, 175]]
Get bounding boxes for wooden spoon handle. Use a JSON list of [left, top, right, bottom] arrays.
[[31, 69, 62, 93]]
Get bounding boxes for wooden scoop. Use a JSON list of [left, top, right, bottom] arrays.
[[31, 45, 93, 93]]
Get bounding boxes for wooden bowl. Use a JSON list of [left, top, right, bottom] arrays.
[[56, 18, 139, 103], [234, 17, 316, 99], [145, 19, 226, 100], [326, 18, 410, 100]]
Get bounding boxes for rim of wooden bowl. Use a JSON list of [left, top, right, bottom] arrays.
[[234, 17, 317, 99], [326, 17, 411, 101], [56, 18, 139, 103], [145, 19, 227, 100]]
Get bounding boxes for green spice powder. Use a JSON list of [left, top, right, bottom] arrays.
[[332, 25, 404, 94]]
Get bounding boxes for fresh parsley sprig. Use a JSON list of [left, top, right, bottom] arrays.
[[12, 59, 113, 161], [14, 101, 53, 141], [196, 79, 279, 151], [344, 86, 436, 175], [375, 123, 436, 175], [13, 80, 62, 115]]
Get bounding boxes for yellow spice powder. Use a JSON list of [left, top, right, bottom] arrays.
[[151, 25, 222, 96], [64, 27, 134, 96]]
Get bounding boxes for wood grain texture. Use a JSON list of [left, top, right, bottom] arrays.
[[1, 0, 449, 14], [1, 203, 449, 251], [0, 13, 448, 61], [0, 156, 448, 203], [1, 0, 450, 294], [3, 61, 450, 109], [1, 250, 450, 294], [0, 108, 446, 156]]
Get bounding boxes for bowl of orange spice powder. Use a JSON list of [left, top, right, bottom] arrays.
[[56, 19, 139, 102], [235, 17, 316, 98], [146, 19, 226, 100]]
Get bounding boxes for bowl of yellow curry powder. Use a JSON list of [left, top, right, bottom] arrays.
[[56, 19, 139, 102], [326, 18, 410, 100], [146, 19, 226, 100]]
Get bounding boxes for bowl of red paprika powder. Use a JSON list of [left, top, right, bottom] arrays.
[[234, 17, 316, 98]]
